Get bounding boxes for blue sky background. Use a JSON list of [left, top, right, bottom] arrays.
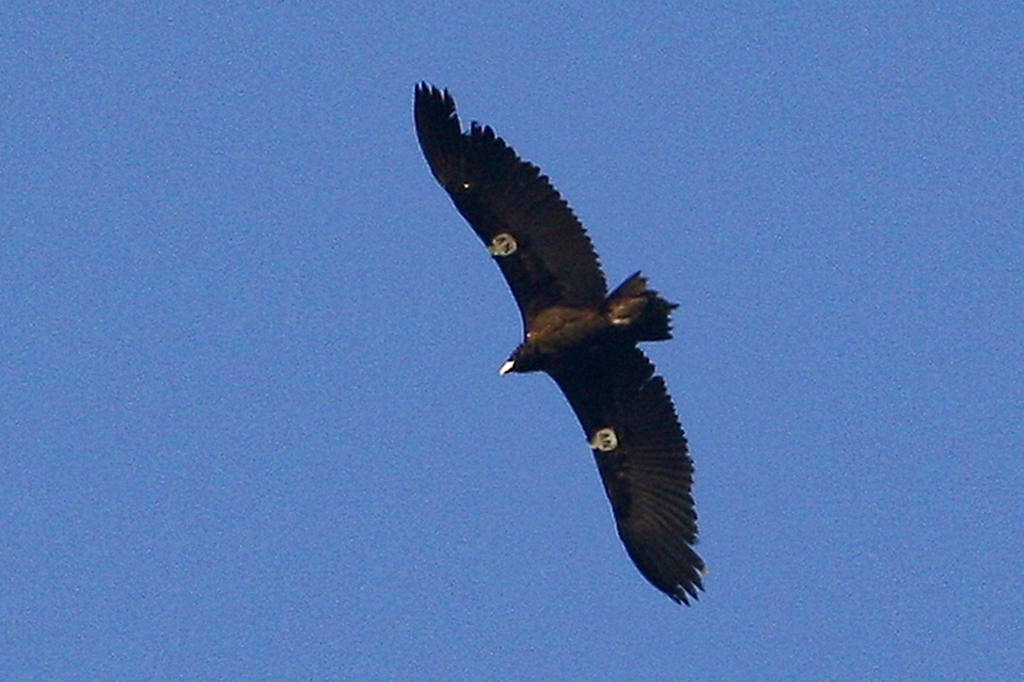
[[2, 2, 1022, 680]]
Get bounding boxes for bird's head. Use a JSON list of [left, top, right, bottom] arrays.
[[498, 342, 544, 375]]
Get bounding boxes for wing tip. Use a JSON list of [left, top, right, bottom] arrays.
[[668, 560, 707, 605], [414, 81, 448, 103], [653, 550, 707, 606], [414, 82, 466, 186]]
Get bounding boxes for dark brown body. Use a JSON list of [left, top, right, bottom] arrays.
[[502, 272, 678, 375]]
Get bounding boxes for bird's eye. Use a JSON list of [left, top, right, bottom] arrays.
[[590, 428, 619, 452], [488, 233, 518, 257]]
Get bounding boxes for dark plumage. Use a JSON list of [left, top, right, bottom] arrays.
[[414, 83, 705, 604]]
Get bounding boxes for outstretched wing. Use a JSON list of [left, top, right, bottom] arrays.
[[414, 83, 607, 321], [550, 345, 705, 604]]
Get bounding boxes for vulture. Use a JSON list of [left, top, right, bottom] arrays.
[[413, 83, 705, 604]]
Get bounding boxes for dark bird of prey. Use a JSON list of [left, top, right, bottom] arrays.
[[413, 83, 705, 604]]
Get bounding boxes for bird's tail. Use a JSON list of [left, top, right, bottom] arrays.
[[605, 272, 678, 342]]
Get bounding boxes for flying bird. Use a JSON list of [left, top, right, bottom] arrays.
[[413, 83, 705, 604]]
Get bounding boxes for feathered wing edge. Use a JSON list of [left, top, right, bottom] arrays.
[[413, 84, 464, 189], [413, 83, 608, 319], [551, 346, 705, 604]]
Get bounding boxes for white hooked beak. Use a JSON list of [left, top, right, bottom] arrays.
[[498, 359, 515, 375]]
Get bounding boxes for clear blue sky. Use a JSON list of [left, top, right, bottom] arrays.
[[2, 3, 1022, 680]]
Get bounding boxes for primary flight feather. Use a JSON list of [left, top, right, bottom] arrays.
[[414, 83, 705, 604]]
